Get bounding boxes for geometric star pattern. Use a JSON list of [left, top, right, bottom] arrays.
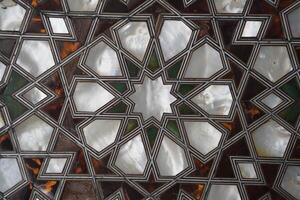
[[0, 0, 300, 200]]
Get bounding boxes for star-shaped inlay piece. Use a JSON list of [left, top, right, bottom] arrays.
[[130, 76, 176, 121]]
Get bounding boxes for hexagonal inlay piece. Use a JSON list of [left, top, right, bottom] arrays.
[[16, 40, 55, 77], [253, 45, 293, 82], [117, 21, 150, 61], [207, 184, 241, 200], [184, 43, 224, 79], [0, 158, 23, 193], [115, 134, 147, 174], [184, 121, 222, 155], [85, 41, 122, 77], [159, 20, 192, 61], [73, 81, 115, 112], [82, 119, 121, 152], [192, 84, 233, 116], [156, 136, 188, 176], [0, 0, 26, 31], [15, 115, 54, 151], [280, 165, 300, 199], [252, 119, 291, 157]]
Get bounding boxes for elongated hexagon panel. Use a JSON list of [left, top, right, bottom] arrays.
[[253, 45, 293, 83], [191, 84, 233, 116], [184, 121, 222, 155], [280, 165, 300, 199], [213, 0, 247, 14], [0, 158, 23, 193], [82, 119, 121, 152], [156, 136, 188, 176], [72, 81, 115, 112], [207, 184, 241, 200], [66, 0, 99, 11], [85, 41, 122, 77], [251, 120, 291, 157], [16, 40, 55, 77], [115, 134, 148, 174], [184, 43, 224, 79], [159, 20, 192, 61], [0, 0, 26, 31], [14, 115, 54, 151], [117, 21, 150, 61]]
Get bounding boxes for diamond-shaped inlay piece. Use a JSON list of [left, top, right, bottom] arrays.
[[280, 165, 300, 199], [213, 0, 247, 14], [261, 93, 283, 109], [66, 0, 99, 11], [184, 43, 224, 79], [156, 136, 188, 176], [238, 162, 258, 179], [0, 0, 26, 31], [159, 20, 192, 61], [287, 5, 300, 38], [115, 134, 147, 174], [242, 21, 262, 37], [252, 120, 291, 157], [49, 17, 69, 34], [0, 158, 23, 193], [15, 115, 54, 151], [85, 41, 122, 76], [73, 81, 115, 112], [253, 45, 293, 83], [23, 87, 47, 105], [192, 84, 233, 116], [207, 184, 241, 200], [117, 21, 150, 61], [46, 158, 68, 174], [130, 76, 176, 121], [184, 121, 222, 155], [82, 119, 121, 152], [16, 40, 55, 77]]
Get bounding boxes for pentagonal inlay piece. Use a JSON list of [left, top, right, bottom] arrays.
[[184, 121, 222, 155], [22, 87, 47, 105], [0, 158, 23, 193], [16, 40, 55, 77], [159, 20, 192, 61], [252, 120, 291, 157], [15, 115, 54, 151], [46, 158, 68, 174], [0, 0, 26, 31], [287, 5, 300, 38], [66, 0, 99, 11], [117, 21, 150, 61], [73, 81, 114, 112], [253, 45, 293, 82], [184, 43, 224, 79], [156, 136, 188, 176], [207, 184, 241, 200], [49, 17, 69, 34], [130, 76, 176, 121], [238, 162, 258, 179], [261, 93, 283, 109], [280, 165, 300, 199], [213, 0, 247, 14], [85, 41, 122, 76], [242, 21, 262, 37], [115, 134, 147, 174], [191, 84, 233, 116], [82, 119, 121, 152]]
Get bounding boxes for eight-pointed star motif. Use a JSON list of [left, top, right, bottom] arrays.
[[129, 76, 176, 121]]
